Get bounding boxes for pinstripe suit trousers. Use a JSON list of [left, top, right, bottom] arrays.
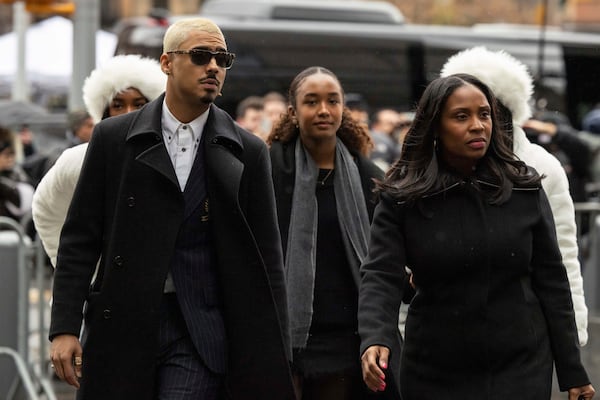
[[155, 293, 223, 399]]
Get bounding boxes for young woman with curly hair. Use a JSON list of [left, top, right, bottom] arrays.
[[268, 66, 401, 400]]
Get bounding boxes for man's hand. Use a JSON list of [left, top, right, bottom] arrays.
[[568, 384, 595, 400], [50, 334, 83, 389]]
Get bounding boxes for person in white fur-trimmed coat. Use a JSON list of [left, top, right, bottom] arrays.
[[435, 46, 588, 346], [32, 54, 166, 267]]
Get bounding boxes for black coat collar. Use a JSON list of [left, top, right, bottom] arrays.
[[125, 94, 244, 157], [128, 94, 245, 189]]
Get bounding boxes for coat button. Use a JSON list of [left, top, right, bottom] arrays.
[[113, 255, 124, 267], [127, 196, 135, 207], [212, 138, 218, 144], [103, 309, 111, 319]]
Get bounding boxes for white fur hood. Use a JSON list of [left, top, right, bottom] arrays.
[[440, 46, 533, 125], [83, 55, 166, 123]]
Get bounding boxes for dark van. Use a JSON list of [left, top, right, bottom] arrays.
[[113, 0, 600, 126]]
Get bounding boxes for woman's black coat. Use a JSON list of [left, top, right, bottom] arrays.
[[270, 139, 402, 399], [359, 178, 590, 399]]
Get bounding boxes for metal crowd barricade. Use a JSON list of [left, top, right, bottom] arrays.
[[0, 216, 56, 400], [574, 202, 600, 314], [0, 348, 40, 400]]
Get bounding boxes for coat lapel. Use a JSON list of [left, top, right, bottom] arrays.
[[136, 143, 179, 188], [123, 98, 245, 209], [127, 94, 179, 189], [204, 104, 245, 208]]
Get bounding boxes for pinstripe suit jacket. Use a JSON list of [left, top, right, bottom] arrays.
[[169, 134, 227, 374]]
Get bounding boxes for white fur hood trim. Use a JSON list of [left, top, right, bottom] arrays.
[[440, 46, 533, 125], [83, 54, 166, 123]]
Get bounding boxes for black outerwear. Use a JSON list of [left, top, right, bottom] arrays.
[[270, 140, 402, 399], [270, 140, 383, 261], [49, 95, 295, 400], [359, 177, 590, 400]]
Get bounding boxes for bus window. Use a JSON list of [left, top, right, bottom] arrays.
[[112, 7, 600, 126]]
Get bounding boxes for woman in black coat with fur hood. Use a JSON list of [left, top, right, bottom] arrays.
[[359, 73, 594, 400]]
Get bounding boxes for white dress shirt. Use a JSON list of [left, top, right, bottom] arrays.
[[161, 101, 209, 190]]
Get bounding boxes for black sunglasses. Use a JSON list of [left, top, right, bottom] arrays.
[[167, 49, 236, 69]]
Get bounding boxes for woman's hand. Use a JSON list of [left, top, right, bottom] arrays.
[[360, 345, 390, 392], [568, 384, 595, 400]]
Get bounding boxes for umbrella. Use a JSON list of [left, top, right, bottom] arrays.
[[0, 100, 49, 127]]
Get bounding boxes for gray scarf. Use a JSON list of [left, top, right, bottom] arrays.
[[285, 136, 370, 348]]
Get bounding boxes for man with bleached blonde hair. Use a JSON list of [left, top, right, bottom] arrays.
[[49, 17, 295, 399]]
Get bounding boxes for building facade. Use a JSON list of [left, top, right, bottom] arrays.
[[1, 0, 599, 37], [99, 0, 600, 31]]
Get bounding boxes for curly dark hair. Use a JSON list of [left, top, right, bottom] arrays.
[[380, 73, 541, 205], [266, 66, 372, 156]]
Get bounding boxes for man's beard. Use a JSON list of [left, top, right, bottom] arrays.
[[199, 93, 216, 105]]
